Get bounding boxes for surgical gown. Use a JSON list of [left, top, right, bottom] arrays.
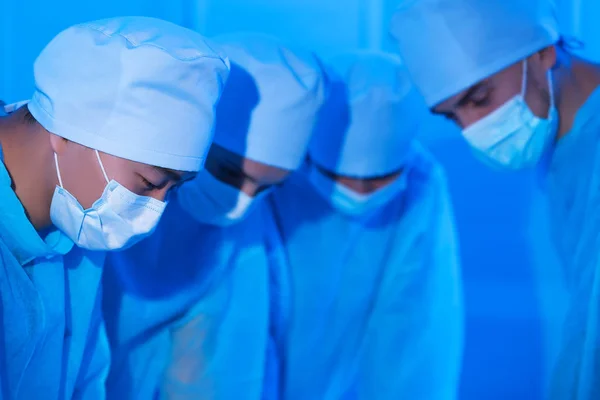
[[265, 143, 464, 399], [0, 145, 108, 398], [103, 196, 270, 400], [546, 85, 600, 399]]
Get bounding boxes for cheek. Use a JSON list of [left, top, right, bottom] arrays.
[[525, 82, 551, 119], [239, 179, 260, 196], [337, 179, 365, 194], [58, 148, 106, 209], [457, 107, 498, 129], [100, 155, 129, 184], [258, 170, 291, 188], [100, 156, 146, 194], [459, 90, 522, 128], [491, 83, 521, 110], [107, 168, 137, 189]]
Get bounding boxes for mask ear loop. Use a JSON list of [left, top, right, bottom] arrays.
[[520, 59, 529, 98], [54, 153, 64, 188], [95, 150, 110, 184], [522, 58, 556, 116], [547, 70, 555, 112]]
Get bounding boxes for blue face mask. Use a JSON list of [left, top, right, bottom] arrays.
[[307, 164, 407, 217], [50, 150, 166, 251], [462, 60, 558, 169], [177, 168, 271, 227]]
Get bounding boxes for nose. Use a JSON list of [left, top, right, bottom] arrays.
[[457, 111, 480, 129]]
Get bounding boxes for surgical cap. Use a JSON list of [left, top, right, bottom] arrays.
[[309, 51, 428, 178], [390, 0, 559, 107], [210, 33, 326, 170], [28, 16, 230, 172]]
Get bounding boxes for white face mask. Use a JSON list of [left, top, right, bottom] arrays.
[[177, 168, 269, 227], [50, 150, 166, 251], [307, 164, 407, 217], [462, 60, 558, 169]]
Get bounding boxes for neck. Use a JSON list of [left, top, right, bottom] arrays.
[[0, 110, 57, 230], [554, 52, 600, 140]]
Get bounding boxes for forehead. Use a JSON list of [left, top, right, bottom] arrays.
[[208, 143, 289, 180], [116, 156, 192, 180], [241, 157, 289, 181], [157, 166, 194, 181]]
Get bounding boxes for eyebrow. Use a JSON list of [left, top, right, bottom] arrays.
[[432, 82, 487, 115]]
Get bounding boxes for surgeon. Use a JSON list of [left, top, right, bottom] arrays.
[[101, 33, 326, 399], [390, 0, 600, 398], [0, 16, 228, 398], [264, 51, 464, 399]]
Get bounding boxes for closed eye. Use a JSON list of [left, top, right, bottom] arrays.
[[139, 174, 160, 191], [470, 95, 491, 107]]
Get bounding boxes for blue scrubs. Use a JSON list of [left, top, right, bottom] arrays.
[[265, 144, 464, 399], [103, 197, 270, 399], [0, 146, 108, 398], [546, 85, 600, 399]]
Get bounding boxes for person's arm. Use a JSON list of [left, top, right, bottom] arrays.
[[72, 284, 111, 399], [0, 277, 10, 399], [350, 167, 464, 400], [547, 228, 600, 399], [159, 249, 270, 400]]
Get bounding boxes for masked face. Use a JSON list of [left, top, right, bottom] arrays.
[[176, 144, 290, 226], [50, 145, 189, 251], [460, 59, 558, 169], [176, 168, 272, 226], [49, 135, 191, 208], [432, 47, 559, 169], [306, 163, 407, 217]]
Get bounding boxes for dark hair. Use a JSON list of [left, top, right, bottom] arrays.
[[23, 105, 38, 125], [557, 36, 584, 52], [550, 36, 583, 70]]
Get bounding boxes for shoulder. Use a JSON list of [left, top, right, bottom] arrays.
[[405, 142, 451, 202]]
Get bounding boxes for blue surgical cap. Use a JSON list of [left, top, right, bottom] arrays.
[[28, 16, 230, 172], [390, 0, 559, 107], [309, 51, 428, 178], [210, 33, 327, 170]]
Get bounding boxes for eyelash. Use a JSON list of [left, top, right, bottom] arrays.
[[221, 165, 244, 180], [140, 176, 158, 190], [472, 97, 490, 107], [443, 113, 458, 122]]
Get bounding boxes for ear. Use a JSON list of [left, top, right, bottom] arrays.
[[48, 133, 69, 155]]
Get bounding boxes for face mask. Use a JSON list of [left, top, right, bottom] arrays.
[[177, 169, 269, 227], [307, 164, 407, 217], [462, 60, 558, 169], [50, 150, 166, 251]]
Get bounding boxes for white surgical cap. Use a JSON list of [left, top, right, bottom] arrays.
[[28, 16, 230, 172], [390, 0, 560, 107], [309, 51, 428, 178], [210, 33, 326, 170]]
